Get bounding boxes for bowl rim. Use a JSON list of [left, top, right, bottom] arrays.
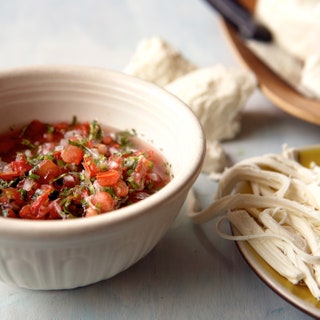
[[0, 64, 206, 239]]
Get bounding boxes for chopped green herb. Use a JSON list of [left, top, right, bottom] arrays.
[[0, 118, 171, 219], [47, 125, 54, 134], [21, 139, 36, 149], [68, 139, 90, 154], [70, 116, 77, 126], [28, 173, 40, 180], [114, 130, 136, 150], [89, 120, 102, 141], [19, 189, 28, 201], [127, 176, 139, 189]]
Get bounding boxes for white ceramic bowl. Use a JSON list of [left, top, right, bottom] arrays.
[[0, 65, 205, 290]]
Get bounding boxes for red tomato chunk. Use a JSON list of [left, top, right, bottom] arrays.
[[0, 118, 171, 219]]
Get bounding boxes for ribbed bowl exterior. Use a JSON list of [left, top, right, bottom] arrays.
[[0, 66, 205, 290], [0, 196, 185, 290]]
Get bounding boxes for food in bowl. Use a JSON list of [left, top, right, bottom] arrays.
[[0, 65, 205, 290], [189, 147, 320, 300], [0, 117, 171, 219]]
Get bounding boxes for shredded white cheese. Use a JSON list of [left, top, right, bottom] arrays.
[[189, 151, 320, 300]]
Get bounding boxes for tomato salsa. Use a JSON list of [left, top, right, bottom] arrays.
[[0, 118, 171, 219]]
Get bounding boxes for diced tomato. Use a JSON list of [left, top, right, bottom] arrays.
[[128, 191, 150, 205], [0, 138, 18, 155], [19, 185, 61, 219], [0, 171, 20, 181], [19, 203, 61, 220], [45, 200, 63, 219], [0, 155, 32, 181], [61, 174, 79, 188], [16, 178, 39, 201], [97, 144, 108, 155], [82, 156, 99, 178], [114, 179, 129, 198], [54, 121, 89, 136], [0, 118, 171, 220], [91, 191, 115, 213], [19, 205, 33, 219], [5, 208, 19, 218], [54, 122, 69, 133], [102, 135, 113, 145], [96, 169, 121, 187], [23, 120, 47, 141], [74, 122, 90, 136], [0, 130, 26, 161], [129, 157, 152, 190], [0, 187, 24, 207], [35, 159, 61, 183], [10, 159, 32, 176], [136, 157, 152, 175], [107, 154, 123, 170], [85, 207, 98, 217], [86, 140, 94, 149], [61, 142, 84, 165], [28, 187, 51, 213]]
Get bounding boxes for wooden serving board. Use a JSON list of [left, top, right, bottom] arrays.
[[220, 0, 320, 125]]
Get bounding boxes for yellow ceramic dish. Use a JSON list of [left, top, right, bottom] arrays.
[[233, 146, 320, 318]]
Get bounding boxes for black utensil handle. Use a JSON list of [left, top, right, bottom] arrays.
[[204, 0, 272, 42]]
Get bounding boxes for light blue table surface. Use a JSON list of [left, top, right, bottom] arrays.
[[1, 1, 320, 319]]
